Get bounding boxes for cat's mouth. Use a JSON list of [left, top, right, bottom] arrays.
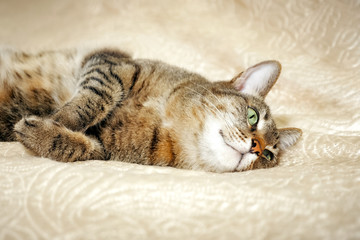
[[226, 141, 244, 163], [220, 130, 244, 153], [219, 130, 256, 171], [219, 130, 246, 170], [234, 154, 244, 171]]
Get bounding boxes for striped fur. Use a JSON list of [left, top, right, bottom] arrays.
[[0, 48, 301, 172]]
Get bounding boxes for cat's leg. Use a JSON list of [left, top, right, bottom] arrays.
[[52, 49, 139, 132], [14, 116, 105, 162]]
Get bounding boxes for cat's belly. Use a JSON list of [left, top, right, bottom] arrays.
[[99, 103, 163, 164]]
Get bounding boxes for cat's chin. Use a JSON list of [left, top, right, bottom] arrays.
[[233, 154, 244, 171], [224, 146, 257, 172], [235, 153, 258, 172], [221, 138, 257, 172]]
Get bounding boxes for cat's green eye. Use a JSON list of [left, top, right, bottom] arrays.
[[247, 107, 259, 126], [263, 149, 274, 161]]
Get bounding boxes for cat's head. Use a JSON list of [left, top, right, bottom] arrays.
[[167, 60, 302, 172]]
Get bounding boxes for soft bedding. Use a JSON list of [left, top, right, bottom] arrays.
[[0, 0, 359, 239]]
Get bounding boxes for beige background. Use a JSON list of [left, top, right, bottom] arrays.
[[1, 0, 360, 239]]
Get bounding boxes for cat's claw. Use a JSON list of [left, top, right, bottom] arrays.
[[14, 116, 49, 153], [14, 116, 45, 137], [14, 116, 67, 157]]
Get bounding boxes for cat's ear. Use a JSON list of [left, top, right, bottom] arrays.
[[277, 128, 302, 150], [231, 60, 281, 98]]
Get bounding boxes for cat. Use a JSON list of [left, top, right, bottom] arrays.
[[0, 47, 302, 173]]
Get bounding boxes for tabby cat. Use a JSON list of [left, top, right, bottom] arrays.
[[0, 48, 301, 172]]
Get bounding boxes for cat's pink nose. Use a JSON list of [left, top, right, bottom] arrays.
[[250, 138, 264, 156]]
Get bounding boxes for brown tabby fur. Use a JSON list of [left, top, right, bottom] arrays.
[[0, 47, 301, 172]]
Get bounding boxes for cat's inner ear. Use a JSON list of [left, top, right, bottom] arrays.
[[231, 60, 281, 98], [277, 128, 302, 150]]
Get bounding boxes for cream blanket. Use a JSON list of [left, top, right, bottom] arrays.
[[1, 0, 359, 239]]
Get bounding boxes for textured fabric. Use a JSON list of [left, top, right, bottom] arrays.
[[1, 0, 360, 239]]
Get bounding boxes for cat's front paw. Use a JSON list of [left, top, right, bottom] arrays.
[[14, 116, 105, 162]]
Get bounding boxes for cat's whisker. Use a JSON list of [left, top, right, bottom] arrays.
[[183, 86, 234, 132], [189, 83, 238, 132], [191, 84, 251, 144]]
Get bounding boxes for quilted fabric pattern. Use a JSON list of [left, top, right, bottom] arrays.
[[0, 0, 359, 239]]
